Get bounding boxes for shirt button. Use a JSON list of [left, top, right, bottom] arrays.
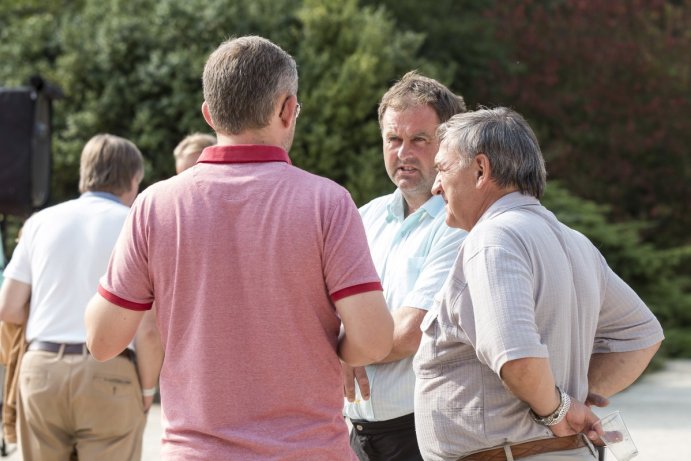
[[356, 425, 364, 431]]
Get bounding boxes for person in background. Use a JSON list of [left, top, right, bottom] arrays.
[[0, 134, 162, 460], [343, 71, 467, 461], [84, 35, 393, 460], [414, 107, 664, 461], [173, 132, 216, 174]]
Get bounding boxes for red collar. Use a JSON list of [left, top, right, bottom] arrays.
[[197, 145, 291, 165]]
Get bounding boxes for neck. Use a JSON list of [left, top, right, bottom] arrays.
[[402, 192, 431, 218], [215, 126, 288, 150]]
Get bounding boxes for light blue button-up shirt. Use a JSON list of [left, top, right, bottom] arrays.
[[344, 189, 466, 421]]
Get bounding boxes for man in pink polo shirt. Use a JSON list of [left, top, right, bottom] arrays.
[[84, 36, 393, 460]]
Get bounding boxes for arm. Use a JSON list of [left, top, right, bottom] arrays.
[[500, 357, 560, 417], [588, 343, 661, 397], [341, 306, 425, 400], [335, 290, 393, 367], [134, 305, 164, 412], [501, 357, 601, 438], [85, 292, 146, 361], [0, 278, 31, 325], [377, 306, 426, 363]]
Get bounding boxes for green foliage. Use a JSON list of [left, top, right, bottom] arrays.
[[0, 0, 426, 206], [474, 0, 691, 247], [543, 182, 691, 353], [659, 328, 691, 358], [360, 0, 503, 109], [1, 0, 689, 356], [293, 0, 431, 204]]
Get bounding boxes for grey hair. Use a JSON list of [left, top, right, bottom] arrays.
[[203, 36, 298, 135], [438, 107, 547, 199]]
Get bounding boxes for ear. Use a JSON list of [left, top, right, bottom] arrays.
[[474, 154, 492, 188], [201, 101, 215, 129], [278, 95, 298, 128]]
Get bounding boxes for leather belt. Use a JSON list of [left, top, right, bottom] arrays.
[[28, 341, 136, 362], [350, 413, 415, 435], [460, 434, 588, 461]]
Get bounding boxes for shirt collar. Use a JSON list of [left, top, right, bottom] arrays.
[[80, 191, 122, 204], [197, 145, 292, 165], [386, 189, 445, 222], [476, 191, 540, 226]]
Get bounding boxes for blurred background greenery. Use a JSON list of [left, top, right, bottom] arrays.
[[1, 0, 689, 361]]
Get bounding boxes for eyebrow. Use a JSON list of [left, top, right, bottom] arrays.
[[383, 129, 433, 139]]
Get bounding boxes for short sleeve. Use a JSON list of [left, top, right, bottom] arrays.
[[323, 190, 382, 301], [465, 245, 548, 375], [98, 194, 154, 311], [593, 261, 664, 353]]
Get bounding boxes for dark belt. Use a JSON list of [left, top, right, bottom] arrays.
[[28, 341, 136, 362], [460, 434, 588, 461], [350, 413, 415, 435]]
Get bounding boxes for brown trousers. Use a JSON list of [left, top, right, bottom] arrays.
[[17, 349, 146, 461]]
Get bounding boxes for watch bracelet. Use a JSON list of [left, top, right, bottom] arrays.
[[529, 387, 571, 426]]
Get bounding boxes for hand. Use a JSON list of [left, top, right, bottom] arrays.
[[341, 361, 370, 402], [547, 398, 601, 442]]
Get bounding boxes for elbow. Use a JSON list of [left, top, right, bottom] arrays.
[[86, 335, 118, 362], [367, 342, 392, 364], [367, 317, 395, 363]]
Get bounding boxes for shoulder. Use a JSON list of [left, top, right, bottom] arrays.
[[290, 166, 351, 196], [359, 192, 394, 216], [462, 209, 535, 264]]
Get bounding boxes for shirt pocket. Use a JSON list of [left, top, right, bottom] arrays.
[[414, 309, 443, 379]]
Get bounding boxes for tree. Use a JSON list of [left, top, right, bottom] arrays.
[[0, 0, 429, 207], [475, 0, 691, 247], [543, 181, 691, 357]]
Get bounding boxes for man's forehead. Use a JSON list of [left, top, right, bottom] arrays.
[[381, 106, 439, 136], [382, 119, 433, 135], [434, 142, 451, 163]]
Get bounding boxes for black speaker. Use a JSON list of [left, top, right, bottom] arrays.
[[0, 77, 61, 216]]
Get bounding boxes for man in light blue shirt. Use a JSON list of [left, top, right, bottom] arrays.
[[343, 71, 467, 461]]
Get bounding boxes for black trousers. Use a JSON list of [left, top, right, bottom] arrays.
[[349, 413, 424, 461]]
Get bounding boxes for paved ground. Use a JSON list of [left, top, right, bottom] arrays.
[[593, 359, 691, 460], [4, 359, 690, 460]]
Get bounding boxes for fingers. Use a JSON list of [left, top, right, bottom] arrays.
[[341, 362, 356, 402], [353, 366, 370, 400], [587, 429, 605, 446]]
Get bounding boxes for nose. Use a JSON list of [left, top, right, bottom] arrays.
[[431, 172, 443, 196], [396, 141, 413, 161]]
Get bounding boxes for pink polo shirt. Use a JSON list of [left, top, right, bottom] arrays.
[[99, 145, 381, 460]]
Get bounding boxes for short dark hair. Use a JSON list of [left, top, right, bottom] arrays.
[[203, 36, 298, 135]]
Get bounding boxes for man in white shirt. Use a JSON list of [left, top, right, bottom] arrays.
[[343, 71, 466, 461], [0, 134, 162, 461]]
